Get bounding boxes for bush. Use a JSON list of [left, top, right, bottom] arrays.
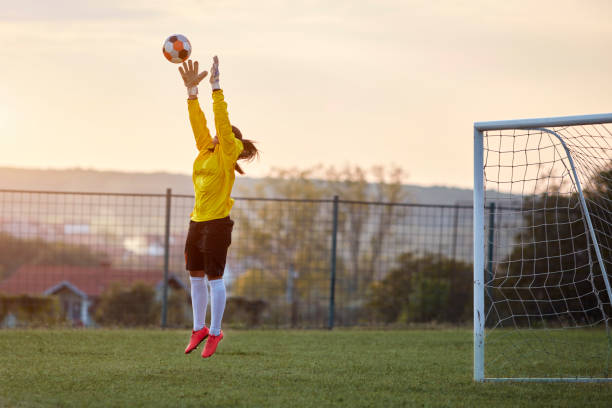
[[231, 269, 284, 300], [368, 252, 472, 324], [403, 272, 450, 322], [94, 282, 160, 327], [0, 294, 63, 327], [224, 297, 268, 327], [166, 288, 190, 328]]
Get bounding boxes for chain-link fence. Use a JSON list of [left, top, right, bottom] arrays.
[[0, 189, 478, 328]]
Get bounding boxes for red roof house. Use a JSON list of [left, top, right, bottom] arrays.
[[0, 265, 187, 326]]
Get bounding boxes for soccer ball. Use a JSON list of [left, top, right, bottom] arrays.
[[162, 34, 192, 64]]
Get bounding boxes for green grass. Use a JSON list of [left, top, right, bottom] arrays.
[[0, 329, 611, 407], [485, 328, 612, 379]]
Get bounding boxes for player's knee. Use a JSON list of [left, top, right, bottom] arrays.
[[206, 271, 223, 281], [189, 270, 206, 278]]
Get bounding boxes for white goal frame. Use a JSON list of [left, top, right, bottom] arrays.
[[473, 113, 612, 382]]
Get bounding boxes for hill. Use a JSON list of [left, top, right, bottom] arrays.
[[0, 167, 473, 205]]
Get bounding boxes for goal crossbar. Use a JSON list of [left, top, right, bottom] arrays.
[[475, 113, 612, 131]]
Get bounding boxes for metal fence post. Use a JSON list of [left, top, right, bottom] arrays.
[[451, 204, 459, 261], [161, 188, 172, 328], [328, 195, 339, 330]]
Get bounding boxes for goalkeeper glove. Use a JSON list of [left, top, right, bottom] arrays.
[[209, 55, 220, 91]]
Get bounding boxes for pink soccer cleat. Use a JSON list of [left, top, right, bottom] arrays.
[[202, 330, 224, 358], [185, 327, 209, 354]]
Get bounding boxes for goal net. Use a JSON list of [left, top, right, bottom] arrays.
[[473, 114, 612, 382]]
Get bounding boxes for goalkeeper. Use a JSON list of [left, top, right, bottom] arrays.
[[179, 56, 258, 358]]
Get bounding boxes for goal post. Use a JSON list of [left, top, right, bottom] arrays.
[[473, 113, 612, 382]]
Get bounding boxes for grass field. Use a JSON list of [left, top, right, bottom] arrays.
[[1, 329, 611, 407]]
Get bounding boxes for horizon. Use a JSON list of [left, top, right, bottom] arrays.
[[2, 1, 612, 189], [0, 164, 474, 190]]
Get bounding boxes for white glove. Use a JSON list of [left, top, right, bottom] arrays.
[[209, 55, 220, 90]]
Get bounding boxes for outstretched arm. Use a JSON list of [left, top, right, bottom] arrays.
[[179, 60, 213, 151], [188, 99, 214, 151], [210, 56, 243, 160]]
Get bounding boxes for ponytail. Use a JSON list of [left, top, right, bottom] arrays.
[[232, 126, 259, 175]]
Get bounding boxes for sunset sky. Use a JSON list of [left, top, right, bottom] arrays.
[[1, 0, 611, 188]]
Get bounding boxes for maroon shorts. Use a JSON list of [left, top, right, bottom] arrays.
[[184, 217, 234, 277]]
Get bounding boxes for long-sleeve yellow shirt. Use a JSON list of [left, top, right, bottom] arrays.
[[188, 90, 244, 222]]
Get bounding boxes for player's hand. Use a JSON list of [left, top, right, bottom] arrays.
[[178, 59, 208, 88], [209, 55, 220, 90]]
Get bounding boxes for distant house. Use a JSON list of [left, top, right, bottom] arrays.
[[0, 265, 187, 326]]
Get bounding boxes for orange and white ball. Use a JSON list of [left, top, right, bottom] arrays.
[[162, 34, 191, 64]]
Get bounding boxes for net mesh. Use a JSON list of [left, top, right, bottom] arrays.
[[483, 123, 612, 379]]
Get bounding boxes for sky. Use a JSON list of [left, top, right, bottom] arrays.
[[0, 0, 611, 188]]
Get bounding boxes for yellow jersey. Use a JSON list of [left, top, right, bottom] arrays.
[[187, 90, 244, 222]]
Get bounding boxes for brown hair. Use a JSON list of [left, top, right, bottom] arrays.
[[232, 125, 259, 175]]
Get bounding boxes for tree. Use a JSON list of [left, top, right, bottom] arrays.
[[325, 165, 408, 296], [0, 233, 107, 280], [496, 164, 612, 327], [232, 164, 410, 326], [231, 167, 334, 326], [94, 282, 160, 326], [368, 252, 472, 324]]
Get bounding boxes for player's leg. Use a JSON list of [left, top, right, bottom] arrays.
[[184, 222, 210, 354], [208, 275, 226, 336], [189, 269, 208, 332], [202, 275, 225, 358], [185, 269, 209, 353], [202, 218, 233, 358]]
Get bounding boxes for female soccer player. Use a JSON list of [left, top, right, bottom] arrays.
[[179, 56, 258, 358]]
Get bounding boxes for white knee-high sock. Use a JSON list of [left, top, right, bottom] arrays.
[[209, 278, 226, 336], [190, 276, 208, 331]]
